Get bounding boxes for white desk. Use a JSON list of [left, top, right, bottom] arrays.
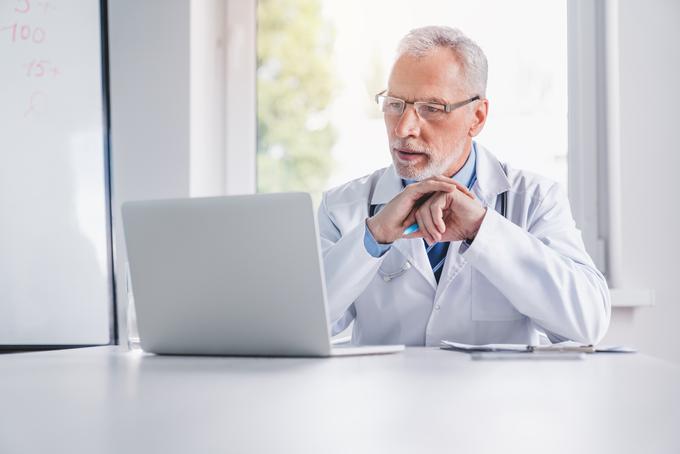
[[1, 346, 679, 454]]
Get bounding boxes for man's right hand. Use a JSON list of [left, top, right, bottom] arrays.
[[366, 176, 464, 244]]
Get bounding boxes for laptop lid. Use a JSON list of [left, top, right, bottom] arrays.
[[121, 193, 333, 356]]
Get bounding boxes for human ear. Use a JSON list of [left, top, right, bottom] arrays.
[[468, 98, 489, 137]]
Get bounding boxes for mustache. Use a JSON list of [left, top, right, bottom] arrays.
[[391, 140, 432, 154]]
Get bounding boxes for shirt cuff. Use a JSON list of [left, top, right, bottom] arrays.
[[363, 220, 392, 257]]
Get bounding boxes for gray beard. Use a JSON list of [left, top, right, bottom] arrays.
[[392, 150, 460, 181]]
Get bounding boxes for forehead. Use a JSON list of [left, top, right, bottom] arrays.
[[387, 47, 466, 102]]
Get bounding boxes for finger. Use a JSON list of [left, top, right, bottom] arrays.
[[443, 178, 474, 200], [405, 180, 457, 200], [430, 193, 446, 233], [414, 211, 430, 244], [447, 189, 458, 209], [456, 184, 475, 200], [406, 182, 456, 213], [402, 210, 417, 229], [420, 195, 444, 236], [414, 210, 433, 244], [422, 175, 475, 200], [449, 186, 475, 210], [416, 206, 440, 244], [403, 230, 425, 240]]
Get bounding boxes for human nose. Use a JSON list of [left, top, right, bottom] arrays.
[[392, 104, 421, 138]]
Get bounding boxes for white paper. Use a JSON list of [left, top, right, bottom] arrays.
[[440, 340, 529, 352]]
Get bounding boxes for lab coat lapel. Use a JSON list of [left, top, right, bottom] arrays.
[[392, 238, 437, 291], [435, 145, 511, 299]]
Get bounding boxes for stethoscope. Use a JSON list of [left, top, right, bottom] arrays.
[[371, 190, 508, 282]]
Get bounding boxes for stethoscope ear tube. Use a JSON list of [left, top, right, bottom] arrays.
[[499, 191, 507, 218]]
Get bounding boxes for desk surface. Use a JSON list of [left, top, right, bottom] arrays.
[[1, 346, 679, 454]]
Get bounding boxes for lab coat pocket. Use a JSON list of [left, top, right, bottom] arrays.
[[471, 269, 524, 321]]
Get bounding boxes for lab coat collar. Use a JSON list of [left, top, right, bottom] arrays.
[[472, 143, 512, 206], [370, 164, 403, 206]]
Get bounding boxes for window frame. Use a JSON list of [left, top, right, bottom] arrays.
[[224, 0, 257, 195], [567, 0, 623, 285]]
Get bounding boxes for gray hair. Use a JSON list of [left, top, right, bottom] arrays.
[[397, 26, 488, 98]]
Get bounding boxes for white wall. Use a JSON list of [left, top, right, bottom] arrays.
[[109, 0, 190, 344], [600, 0, 680, 363], [190, 0, 227, 197], [108, 0, 227, 343]]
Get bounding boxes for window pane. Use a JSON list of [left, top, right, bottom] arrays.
[[257, 0, 567, 200]]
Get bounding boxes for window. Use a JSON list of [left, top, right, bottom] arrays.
[[223, 0, 612, 280], [256, 0, 568, 202]]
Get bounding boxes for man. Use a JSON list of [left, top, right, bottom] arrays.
[[318, 26, 610, 346]]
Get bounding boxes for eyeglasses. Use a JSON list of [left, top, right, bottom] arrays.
[[375, 90, 480, 121]]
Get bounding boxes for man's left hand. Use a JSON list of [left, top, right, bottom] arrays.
[[403, 186, 487, 245]]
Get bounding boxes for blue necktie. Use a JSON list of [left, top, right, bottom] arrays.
[[426, 241, 449, 283]]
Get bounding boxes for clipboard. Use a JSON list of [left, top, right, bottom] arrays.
[[441, 340, 636, 354]]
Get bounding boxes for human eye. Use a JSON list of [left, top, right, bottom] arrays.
[[418, 103, 445, 119], [382, 97, 403, 114], [422, 104, 441, 113]]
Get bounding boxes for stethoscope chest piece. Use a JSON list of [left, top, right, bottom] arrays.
[[380, 260, 412, 282]]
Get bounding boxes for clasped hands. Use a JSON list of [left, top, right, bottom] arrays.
[[366, 176, 487, 246]]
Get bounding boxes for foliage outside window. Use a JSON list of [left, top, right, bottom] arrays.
[[257, 0, 337, 199]]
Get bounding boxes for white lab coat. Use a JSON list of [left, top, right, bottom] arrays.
[[318, 144, 611, 346]]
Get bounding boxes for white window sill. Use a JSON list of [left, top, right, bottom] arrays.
[[610, 288, 655, 308]]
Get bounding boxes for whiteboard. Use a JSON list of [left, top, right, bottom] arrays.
[[0, 0, 112, 344]]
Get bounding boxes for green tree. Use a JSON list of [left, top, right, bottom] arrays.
[[257, 0, 337, 198]]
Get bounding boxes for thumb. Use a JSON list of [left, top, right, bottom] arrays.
[[451, 181, 475, 200]]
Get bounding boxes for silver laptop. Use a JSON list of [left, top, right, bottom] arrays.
[[121, 192, 404, 357]]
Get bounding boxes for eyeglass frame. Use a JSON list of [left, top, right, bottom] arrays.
[[374, 89, 481, 118]]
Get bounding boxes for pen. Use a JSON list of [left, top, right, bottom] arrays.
[[403, 223, 419, 235], [528, 345, 596, 353]]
